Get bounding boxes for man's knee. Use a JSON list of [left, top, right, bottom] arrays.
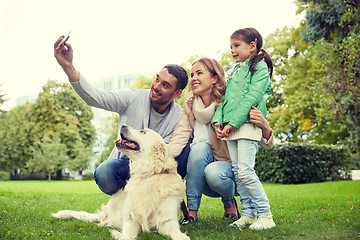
[[94, 159, 116, 181], [94, 158, 129, 195]]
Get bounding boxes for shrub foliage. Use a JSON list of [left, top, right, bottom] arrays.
[[255, 144, 353, 184]]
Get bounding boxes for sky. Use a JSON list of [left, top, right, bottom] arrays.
[[0, 0, 303, 111]]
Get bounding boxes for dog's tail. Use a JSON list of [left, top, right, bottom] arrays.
[[52, 210, 100, 222]]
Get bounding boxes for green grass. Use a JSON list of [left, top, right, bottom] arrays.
[[1, 180, 359, 240]]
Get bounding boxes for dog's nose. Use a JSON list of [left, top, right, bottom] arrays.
[[121, 125, 129, 135]]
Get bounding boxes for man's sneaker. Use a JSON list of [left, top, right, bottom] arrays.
[[249, 215, 276, 230], [229, 216, 256, 228]]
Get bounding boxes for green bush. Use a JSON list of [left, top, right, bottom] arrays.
[[82, 173, 94, 180], [10, 172, 48, 180], [255, 143, 353, 184], [0, 171, 10, 181]]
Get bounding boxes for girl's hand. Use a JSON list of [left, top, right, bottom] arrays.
[[221, 124, 236, 138], [213, 123, 224, 139]]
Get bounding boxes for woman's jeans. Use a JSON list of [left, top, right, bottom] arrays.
[[186, 142, 237, 211], [227, 139, 271, 218], [94, 139, 191, 195]]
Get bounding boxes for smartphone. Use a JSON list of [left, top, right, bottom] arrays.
[[57, 31, 71, 47]]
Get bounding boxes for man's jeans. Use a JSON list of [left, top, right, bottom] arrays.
[[186, 142, 237, 211], [94, 139, 191, 195], [227, 139, 271, 218]]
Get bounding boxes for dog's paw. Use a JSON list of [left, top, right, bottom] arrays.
[[110, 229, 131, 240], [52, 210, 72, 219], [173, 232, 191, 240]]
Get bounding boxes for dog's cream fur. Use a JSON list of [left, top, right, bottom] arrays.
[[53, 125, 190, 240]]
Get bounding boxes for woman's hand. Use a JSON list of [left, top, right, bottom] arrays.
[[249, 106, 272, 140]]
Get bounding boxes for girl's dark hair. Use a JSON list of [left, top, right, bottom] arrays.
[[231, 28, 273, 78]]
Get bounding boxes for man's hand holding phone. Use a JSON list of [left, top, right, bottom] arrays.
[[57, 31, 71, 48], [54, 31, 79, 82]]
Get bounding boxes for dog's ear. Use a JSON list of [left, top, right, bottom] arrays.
[[152, 142, 177, 174]]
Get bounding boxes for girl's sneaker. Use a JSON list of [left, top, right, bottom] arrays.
[[229, 216, 256, 228], [249, 215, 276, 230]]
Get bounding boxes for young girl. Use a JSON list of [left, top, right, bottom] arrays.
[[211, 28, 275, 230]]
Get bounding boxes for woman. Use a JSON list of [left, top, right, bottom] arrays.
[[169, 57, 274, 224]]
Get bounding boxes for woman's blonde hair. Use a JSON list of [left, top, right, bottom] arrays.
[[188, 57, 226, 105]]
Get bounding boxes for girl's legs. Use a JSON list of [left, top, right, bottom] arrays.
[[186, 142, 213, 219], [227, 139, 271, 218]]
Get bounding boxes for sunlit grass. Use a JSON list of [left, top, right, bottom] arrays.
[[1, 180, 359, 239]]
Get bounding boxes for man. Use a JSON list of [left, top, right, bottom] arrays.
[[54, 35, 190, 195]]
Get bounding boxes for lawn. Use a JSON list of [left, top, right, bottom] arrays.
[[1, 180, 359, 239]]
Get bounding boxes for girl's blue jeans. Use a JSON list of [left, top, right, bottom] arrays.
[[226, 139, 271, 218], [186, 142, 237, 210], [94, 139, 191, 195]]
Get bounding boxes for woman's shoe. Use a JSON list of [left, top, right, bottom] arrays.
[[223, 213, 239, 221], [180, 216, 198, 225], [223, 198, 240, 220]]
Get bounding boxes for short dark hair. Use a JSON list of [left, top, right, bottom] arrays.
[[163, 64, 188, 90]]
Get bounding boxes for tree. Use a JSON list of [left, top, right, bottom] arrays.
[[131, 75, 154, 89], [29, 80, 96, 174], [298, 0, 348, 42], [27, 132, 68, 181], [315, 32, 360, 162], [298, 0, 360, 161], [264, 25, 349, 144], [0, 80, 96, 178], [0, 86, 6, 116], [260, 0, 359, 168], [0, 103, 35, 172]]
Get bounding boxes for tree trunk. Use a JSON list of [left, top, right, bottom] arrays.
[[48, 172, 51, 181]]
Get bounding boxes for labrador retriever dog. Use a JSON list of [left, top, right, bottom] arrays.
[[53, 125, 190, 240]]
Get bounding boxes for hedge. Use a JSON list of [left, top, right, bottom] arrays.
[[255, 143, 353, 184], [0, 171, 10, 181]]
